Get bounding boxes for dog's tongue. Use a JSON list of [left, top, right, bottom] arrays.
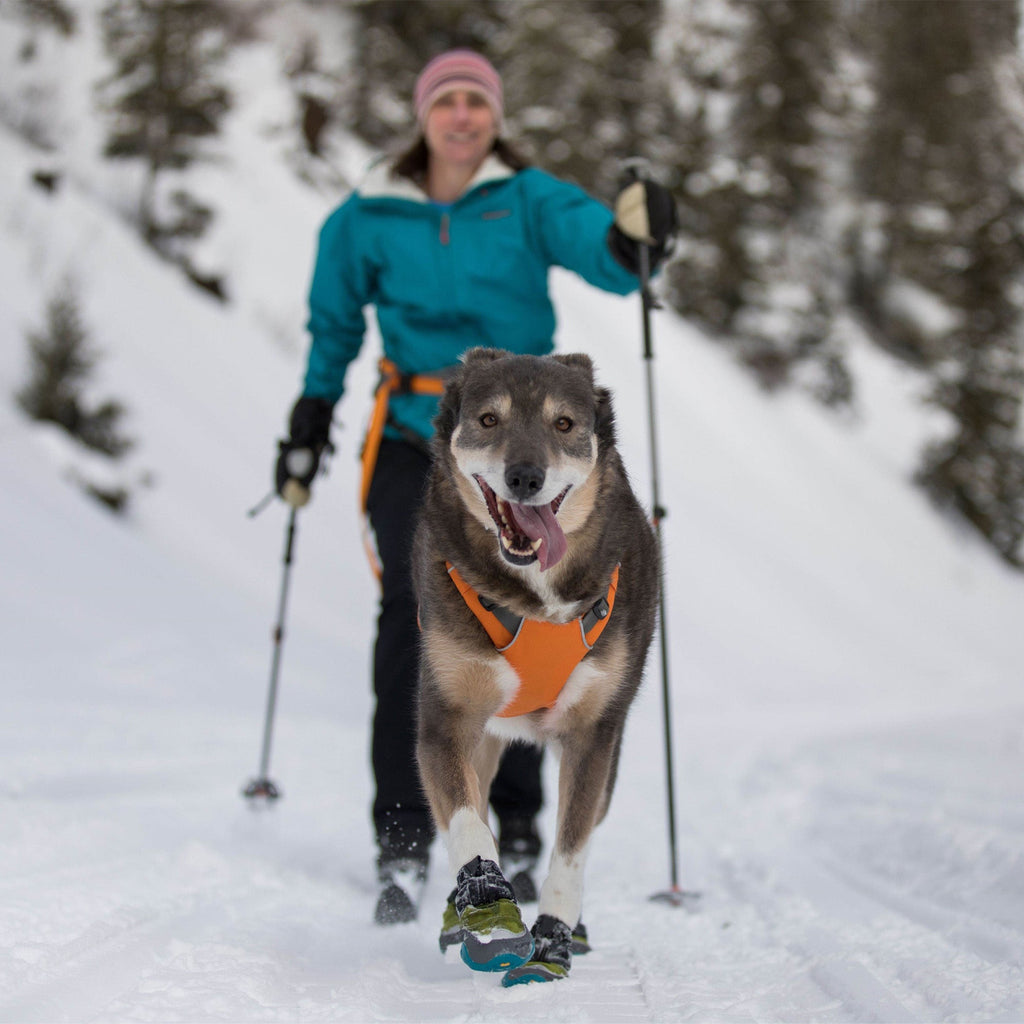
[[509, 501, 568, 571]]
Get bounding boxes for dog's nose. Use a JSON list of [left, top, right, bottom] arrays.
[[505, 462, 545, 501]]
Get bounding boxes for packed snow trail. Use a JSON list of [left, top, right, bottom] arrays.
[[3, 9, 1024, 1018]]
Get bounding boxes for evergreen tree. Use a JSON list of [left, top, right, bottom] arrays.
[[98, 0, 231, 247], [855, 0, 1024, 565], [17, 281, 133, 459], [498, 0, 684, 197], [666, 0, 851, 403]]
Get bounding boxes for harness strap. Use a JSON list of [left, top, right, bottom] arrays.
[[446, 562, 620, 717], [360, 357, 448, 581]]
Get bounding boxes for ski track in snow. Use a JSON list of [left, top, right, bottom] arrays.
[[3, 700, 1023, 1021]]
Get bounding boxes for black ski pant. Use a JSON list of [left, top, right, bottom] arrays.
[[365, 438, 543, 864]]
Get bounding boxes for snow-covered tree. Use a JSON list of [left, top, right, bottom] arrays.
[[855, 0, 1024, 565], [665, 0, 852, 404], [16, 280, 133, 459], [497, 0, 684, 198], [97, 0, 231, 247]]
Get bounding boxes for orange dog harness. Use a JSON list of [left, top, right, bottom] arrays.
[[446, 562, 620, 717], [360, 357, 448, 580]]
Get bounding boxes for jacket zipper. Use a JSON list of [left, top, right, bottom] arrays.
[[439, 212, 450, 246]]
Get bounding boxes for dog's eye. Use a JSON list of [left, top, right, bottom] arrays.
[[480, 413, 498, 428], [555, 417, 573, 433]]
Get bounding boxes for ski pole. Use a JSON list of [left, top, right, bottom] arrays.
[[623, 161, 700, 908], [242, 504, 299, 801]]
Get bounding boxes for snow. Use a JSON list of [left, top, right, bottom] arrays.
[[2, 8, 1024, 1022]]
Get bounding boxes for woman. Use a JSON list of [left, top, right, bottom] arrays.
[[275, 50, 675, 925]]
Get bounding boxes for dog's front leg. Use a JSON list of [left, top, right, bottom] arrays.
[[416, 644, 513, 866], [417, 654, 534, 972], [417, 683, 498, 871], [502, 721, 619, 986], [540, 720, 618, 937]]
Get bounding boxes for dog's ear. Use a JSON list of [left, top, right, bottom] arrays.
[[461, 347, 510, 366], [552, 352, 594, 377], [594, 385, 617, 450], [433, 372, 462, 446]]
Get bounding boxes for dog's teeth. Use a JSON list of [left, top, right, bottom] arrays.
[[531, 538, 543, 552]]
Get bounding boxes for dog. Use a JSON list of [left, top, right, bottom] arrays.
[[412, 348, 658, 985]]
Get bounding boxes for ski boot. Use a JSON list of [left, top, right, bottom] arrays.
[[502, 914, 573, 985], [374, 855, 427, 925], [454, 856, 533, 972]]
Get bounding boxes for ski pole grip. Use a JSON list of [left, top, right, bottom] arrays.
[[282, 479, 310, 508]]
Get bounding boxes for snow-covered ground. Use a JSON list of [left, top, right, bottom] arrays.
[[2, 8, 1023, 1022]]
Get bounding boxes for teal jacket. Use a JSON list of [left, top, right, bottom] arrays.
[[302, 154, 638, 442]]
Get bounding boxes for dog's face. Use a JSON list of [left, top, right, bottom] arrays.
[[435, 349, 615, 572]]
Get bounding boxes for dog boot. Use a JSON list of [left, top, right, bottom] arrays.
[[455, 856, 534, 972], [502, 914, 573, 985], [438, 888, 463, 954], [374, 856, 427, 925], [499, 817, 542, 904], [572, 919, 592, 955]]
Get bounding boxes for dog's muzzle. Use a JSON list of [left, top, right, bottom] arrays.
[[473, 475, 570, 571]]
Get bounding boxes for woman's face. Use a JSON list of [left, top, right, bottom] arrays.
[[423, 89, 497, 174]]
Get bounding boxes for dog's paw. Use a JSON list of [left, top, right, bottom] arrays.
[[459, 899, 533, 971], [502, 958, 570, 985], [571, 918, 592, 955], [438, 889, 464, 955], [501, 913, 573, 985]]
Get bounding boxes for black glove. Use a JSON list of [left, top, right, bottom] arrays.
[[275, 396, 334, 508], [607, 177, 677, 277]]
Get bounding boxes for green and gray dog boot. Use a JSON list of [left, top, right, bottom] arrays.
[[438, 888, 463, 954], [454, 856, 534, 972], [502, 914, 573, 986], [572, 918, 592, 955]]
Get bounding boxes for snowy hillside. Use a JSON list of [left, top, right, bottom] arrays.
[[2, 8, 1024, 1022]]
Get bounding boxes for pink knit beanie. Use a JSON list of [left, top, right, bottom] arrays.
[[414, 50, 504, 130]]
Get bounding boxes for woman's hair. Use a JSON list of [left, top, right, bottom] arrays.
[[390, 135, 531, 184]]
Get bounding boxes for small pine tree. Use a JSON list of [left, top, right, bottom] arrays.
[[17, 282, 133, 459], [98, 0, 231, 247]]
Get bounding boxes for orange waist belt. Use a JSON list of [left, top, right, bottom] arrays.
[[446, 562, 620, 718], [360, 357, 448, 581]]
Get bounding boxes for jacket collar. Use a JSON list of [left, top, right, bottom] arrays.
[[356, 153, 515, 204]]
